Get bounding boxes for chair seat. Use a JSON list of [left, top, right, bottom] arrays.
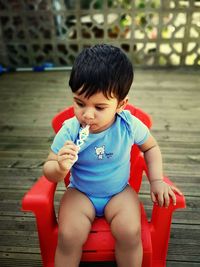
[[81, 204, 152, 266]]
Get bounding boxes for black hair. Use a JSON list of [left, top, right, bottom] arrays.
[[69, 44, 134, 102]]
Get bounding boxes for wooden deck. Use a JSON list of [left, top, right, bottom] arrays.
[[0, 69, 199, 267]]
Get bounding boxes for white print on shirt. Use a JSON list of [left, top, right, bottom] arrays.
[[95, 145, 105, 160]]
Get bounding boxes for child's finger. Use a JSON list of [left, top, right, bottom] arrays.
[[58, 147, 77, 157], [171, 185, 183, 196], [151, 191, 157, 204], [168, 187, 176, 206], [164, 192, 170, 207], [157, 193, 164, 207], [64, 141, 79, 151], [64, 140, 74, 146], [58, 154, 75, 161]]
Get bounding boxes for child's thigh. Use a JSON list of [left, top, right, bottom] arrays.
[[58, 188, 95, 235], [105, 186, 141, 229]]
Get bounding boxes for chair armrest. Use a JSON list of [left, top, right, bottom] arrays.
[[150, 191, 186, 231], [149, 176, 186, 263], [22, 176, 59, 266], [150, 175, 186, 234], [22, 175, 57, 211], [21, 175, 58, 229]]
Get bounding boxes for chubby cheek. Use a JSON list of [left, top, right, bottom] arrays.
[[99, 111, 113, 125], [73, 108, 82, 121]]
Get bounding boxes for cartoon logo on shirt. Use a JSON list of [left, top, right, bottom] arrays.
[[95, 145, 105, 160]]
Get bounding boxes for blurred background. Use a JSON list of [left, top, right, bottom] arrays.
[[0, 0, 199, 70]]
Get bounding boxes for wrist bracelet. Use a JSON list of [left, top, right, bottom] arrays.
[[150, 179, 163, 184]]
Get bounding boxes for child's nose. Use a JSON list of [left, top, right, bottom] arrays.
[[83, 108, 95, 120]]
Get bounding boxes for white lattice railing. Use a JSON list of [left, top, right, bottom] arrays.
[[0, 0, 199, 68]]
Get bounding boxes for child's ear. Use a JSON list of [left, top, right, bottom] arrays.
[[117, 97, 129, 113]]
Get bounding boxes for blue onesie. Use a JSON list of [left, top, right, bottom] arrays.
[[51, 110, 150, 216]]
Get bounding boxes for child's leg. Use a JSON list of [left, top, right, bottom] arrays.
[[105, 186, 142, 267], [55, 188, 95, 267]]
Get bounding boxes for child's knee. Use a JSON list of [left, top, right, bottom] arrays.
[[57, 225, 88, 251], [112, 222, 141, 247]]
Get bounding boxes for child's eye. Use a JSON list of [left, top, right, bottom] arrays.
[[76, 102, 84, 107], [96, 106, 105, 111]]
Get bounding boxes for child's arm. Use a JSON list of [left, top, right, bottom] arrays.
[[139, 135, 182, 207], [43, 141, 78, 182]]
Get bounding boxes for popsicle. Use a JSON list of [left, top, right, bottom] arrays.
[[69, 125, 90, 168]]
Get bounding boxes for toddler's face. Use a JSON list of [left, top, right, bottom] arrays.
[[73, 91, 124, 133]]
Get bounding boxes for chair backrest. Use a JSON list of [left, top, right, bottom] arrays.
[[52, 104, 152, 192]]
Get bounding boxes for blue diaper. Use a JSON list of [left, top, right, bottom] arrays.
[[88, 195, 112, 217], [68, 183, 112, 217]]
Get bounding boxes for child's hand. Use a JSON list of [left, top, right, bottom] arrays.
[[150, 180, 183, 207], [57, 141, 79, 171]]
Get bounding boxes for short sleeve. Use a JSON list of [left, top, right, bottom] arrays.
[[51, 117, 80, 154], [131, 116, 150, 145], [119, 110, 150, 146]]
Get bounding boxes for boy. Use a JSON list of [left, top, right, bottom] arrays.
[[43, 44, 182, 267]]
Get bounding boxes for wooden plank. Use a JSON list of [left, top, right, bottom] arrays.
[[0, 70, 199, 266]]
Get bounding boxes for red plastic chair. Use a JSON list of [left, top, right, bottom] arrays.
[[22, 104, 185, 267]]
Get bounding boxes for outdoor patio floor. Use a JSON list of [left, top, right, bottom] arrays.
[[0, 69, 199, 267]]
